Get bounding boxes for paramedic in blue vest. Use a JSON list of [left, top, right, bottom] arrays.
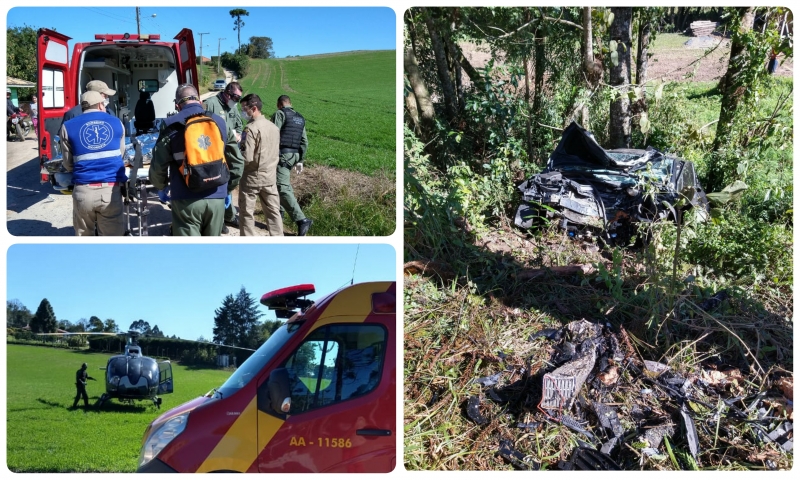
[[149, 84, 243, 236], [271, 95, 312, 236], [59, 90, 127, 236], [59, 80, 116, 132]]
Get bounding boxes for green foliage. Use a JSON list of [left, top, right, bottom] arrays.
[[684, 208, 792, 286], [221, 52, 250, 78], [213, 287, 264, 351], [5, 344, 231, 472], [245, 36, 274, 59], [30, 298, 57, 333], [6, 25, 38, 87], [6, 299, 33, 328]]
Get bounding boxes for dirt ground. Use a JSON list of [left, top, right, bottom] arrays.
[[462, 33, 793, 84]]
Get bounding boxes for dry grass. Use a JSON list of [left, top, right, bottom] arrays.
[[404, 225, 793, 471]]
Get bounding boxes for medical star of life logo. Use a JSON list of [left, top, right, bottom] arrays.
[[197, 135, 212, 150], [78, 120, 114, 150]]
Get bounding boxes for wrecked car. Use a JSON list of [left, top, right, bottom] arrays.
[[515, 122, 709, 240]]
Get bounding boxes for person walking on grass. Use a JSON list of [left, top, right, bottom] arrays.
[[73, 362, 96, 408], [271, 95, 312, 236]]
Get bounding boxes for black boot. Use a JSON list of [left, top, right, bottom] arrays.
[[296, 218, 313, 236]]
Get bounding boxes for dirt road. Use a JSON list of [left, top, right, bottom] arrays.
[[4, 94, 280, 237]]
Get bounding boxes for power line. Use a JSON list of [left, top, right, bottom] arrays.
[[350, 244, 360, 285]]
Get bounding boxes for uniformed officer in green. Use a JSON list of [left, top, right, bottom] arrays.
[[150, 84, 243, 236], [271, 95, 313, 236], [238, 93, 283, 236], [203, 81, 246, 233]]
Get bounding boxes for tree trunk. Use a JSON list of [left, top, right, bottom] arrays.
[[609, 7, 633, 148], [404, 45, 435, 140], [579, 7, 595, 126], [423, 8, 458, 123], [635, 13, 651, 87], [709, 7, 756, 190], [532, 33, 546, 121]]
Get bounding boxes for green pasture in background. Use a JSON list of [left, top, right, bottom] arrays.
[[6, 344, 230, 472]]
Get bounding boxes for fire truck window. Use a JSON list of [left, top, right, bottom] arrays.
[[41, 68, 65, 109], [282, 324, 386, 415]]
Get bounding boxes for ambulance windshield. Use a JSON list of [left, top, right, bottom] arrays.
[[217, 321, 303, 396]]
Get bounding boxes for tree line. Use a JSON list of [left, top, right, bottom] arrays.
[[6, 286, 282, 365]]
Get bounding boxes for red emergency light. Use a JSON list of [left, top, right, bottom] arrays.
[[261, 284, 315, 308], [94, 33, 161, 42]]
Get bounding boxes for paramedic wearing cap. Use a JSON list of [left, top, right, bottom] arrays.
[[60, 80, 116, 130], [59, 90, 127, 236], [149, 84, 243, 236], [238, 93, 283, 236], [203, 81, 246, 232]]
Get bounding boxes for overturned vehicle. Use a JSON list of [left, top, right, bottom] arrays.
[[515, 122, 709, 241]]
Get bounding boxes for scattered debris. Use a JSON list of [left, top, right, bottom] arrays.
[[497, 438, 540, 470], [558, 447, 621, 470], [455, 318, 794, 469], [697, 290, 729, 311], [474, 372, 502, 387], [466, 395, 488, 425]]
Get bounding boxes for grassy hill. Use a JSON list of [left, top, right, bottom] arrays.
[[239, 50, 395, 176], [5, 344, 231, 472]]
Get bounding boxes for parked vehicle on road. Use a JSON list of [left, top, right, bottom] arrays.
[[213, 78, 227, 91], [7, 111, 33, 140]]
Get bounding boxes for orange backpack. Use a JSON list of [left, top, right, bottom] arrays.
[[178, 114, 229, 192]]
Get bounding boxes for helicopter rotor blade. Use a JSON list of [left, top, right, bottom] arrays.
[[36, 331, 118, 337], [193, 340, 256, 352]]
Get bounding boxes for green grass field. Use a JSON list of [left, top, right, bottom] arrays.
[[238, 51, 396, 176], [6, 344, 231, 472]]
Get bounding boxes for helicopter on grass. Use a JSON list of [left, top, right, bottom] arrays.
[[38, 330, 254, 409]]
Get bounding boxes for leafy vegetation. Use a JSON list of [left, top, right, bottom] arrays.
[[404, 6, 792, 471]]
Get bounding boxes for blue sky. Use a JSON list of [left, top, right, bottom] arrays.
[[6, 6, 396, 58], [6, 243, 396, 341]]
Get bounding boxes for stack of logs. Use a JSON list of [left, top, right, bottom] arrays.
[[688, 20, 718, 37]]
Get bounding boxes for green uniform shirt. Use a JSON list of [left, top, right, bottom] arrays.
[[203, 93, 246, 181], [271, 107, 309, 161]]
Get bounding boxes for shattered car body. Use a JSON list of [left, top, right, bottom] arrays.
[[515, 122, 709, 239]]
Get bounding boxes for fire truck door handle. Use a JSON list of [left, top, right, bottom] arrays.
[[356, 429, 392, 437]]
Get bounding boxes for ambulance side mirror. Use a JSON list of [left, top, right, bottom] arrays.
[[267, 368, 292, 415]]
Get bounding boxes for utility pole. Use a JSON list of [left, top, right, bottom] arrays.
[[198, 32, 210, 65], [136, 7, 141, 36], [217, 37, 226, 74]]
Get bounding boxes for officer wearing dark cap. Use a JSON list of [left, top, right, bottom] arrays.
[[73, 362, 96, 408]]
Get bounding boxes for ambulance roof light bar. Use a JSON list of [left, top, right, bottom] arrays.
[[94, 33, 161, 42]]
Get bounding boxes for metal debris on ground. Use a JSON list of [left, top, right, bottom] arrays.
[[497, 438, 541, 470], [557, 447, 621, 470], [459, 318, 793, 469], [466, 395, 488, 425]]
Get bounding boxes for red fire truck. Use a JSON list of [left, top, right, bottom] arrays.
[[136, 281, 397, 473], [35, 28, 198, 189]]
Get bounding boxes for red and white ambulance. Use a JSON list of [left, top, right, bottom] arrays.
[[136, 281, 396, 473], [35, 28, 198, 189]]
